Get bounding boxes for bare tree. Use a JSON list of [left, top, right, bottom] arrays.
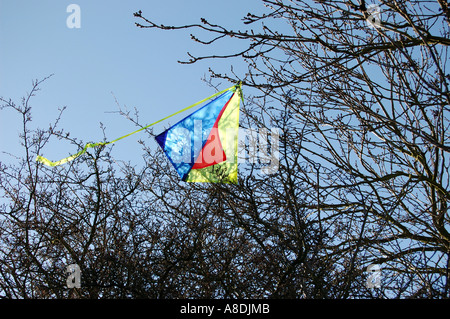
[[135, 0, 450, 298], [0, 0, 448, 300], [0, 78, 229, 298]]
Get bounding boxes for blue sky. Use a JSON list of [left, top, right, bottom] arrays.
[[0, 0, 262, 167]]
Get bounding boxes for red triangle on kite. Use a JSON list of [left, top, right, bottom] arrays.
[[191, 96, 232, 169]]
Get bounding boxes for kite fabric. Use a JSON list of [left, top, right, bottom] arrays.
[[35, 83, 242, 184], [155, 85, 241, 184]]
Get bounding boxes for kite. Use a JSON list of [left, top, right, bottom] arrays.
[[35, 83, 242, 184], [155, 85, 241, 184]]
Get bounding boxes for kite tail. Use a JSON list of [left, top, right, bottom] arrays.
[[36, 142, 108, 167], [36, 83, 242, 167]]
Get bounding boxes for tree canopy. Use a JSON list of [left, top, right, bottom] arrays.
[[1, 0, 449, 299]]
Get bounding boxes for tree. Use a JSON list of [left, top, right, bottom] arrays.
[[1, 77, 315, 298], [0, 0, 448, 299], [134, 0, 450, 298]]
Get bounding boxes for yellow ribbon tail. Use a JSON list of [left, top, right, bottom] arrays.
[[36, 84, 241, 167], [36, 142, 107, 167]]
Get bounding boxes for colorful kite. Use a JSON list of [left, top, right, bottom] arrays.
[[36, 83, 242, 184], [155, 86, 241, 184]]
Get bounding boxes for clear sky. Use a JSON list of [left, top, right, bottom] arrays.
[[0, 0, 262, 167]]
